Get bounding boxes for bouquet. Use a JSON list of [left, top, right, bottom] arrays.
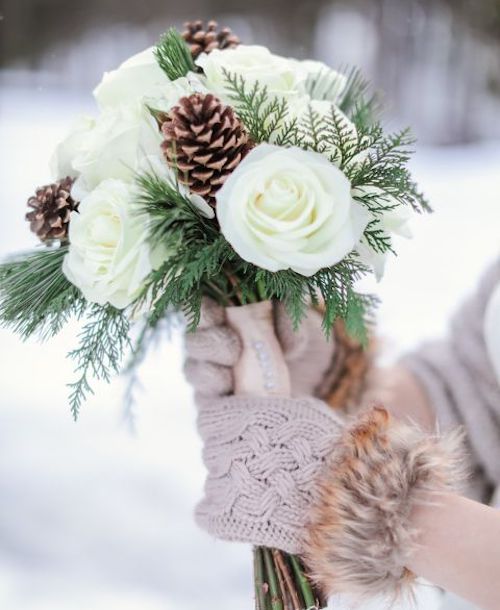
[[0, 20, 428, 610]]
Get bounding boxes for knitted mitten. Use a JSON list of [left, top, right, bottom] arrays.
[[185, 300, 465, 598], [196, 393, 343, 553], [184, 298, 335, 400]]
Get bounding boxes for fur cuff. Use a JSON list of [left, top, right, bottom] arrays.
[[305, 406, 465, 601]]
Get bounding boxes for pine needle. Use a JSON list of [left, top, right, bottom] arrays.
[[154, 28, 196, 80], [0, 246, 85, 340]]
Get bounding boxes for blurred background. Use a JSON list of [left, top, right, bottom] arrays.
[[0, 1, 499, 609]]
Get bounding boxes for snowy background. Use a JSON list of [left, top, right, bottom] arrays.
[[1, 2, 500, 608]]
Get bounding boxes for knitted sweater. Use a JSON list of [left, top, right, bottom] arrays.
[[404, 257, 500, 501]]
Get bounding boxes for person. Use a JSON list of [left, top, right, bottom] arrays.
[[183, 257, 500, 610]]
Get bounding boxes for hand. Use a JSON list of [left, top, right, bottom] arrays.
[[183, 298, 342, 554], [183, 298, 335, 401], [184, 299, 465, 601], [195, 392, 343, 554]]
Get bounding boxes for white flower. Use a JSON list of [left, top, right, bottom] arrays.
[[70, 103, 162, 200], [216, 144, 369, 276], [297, 59, 347, 103], [93, 47, 170, 109], [50, 115, 96, 180], [196, 45, 308, 105], [63, 179, 166, 309], [146, 73, 208, 114], [353, 185, 413, 279]]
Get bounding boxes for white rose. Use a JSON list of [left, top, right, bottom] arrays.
[[93, 47, 170, 109], [216, 144, 369, 276], [353, 185, 412, 279], [297, 59, 347, 103], [50, 115, 96, 180], [63, 179, 166, 309], [70, 103, 162, 200], [196, 45, 307, 105], [146, 73, 208, 113]]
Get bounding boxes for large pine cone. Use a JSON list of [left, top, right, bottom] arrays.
[[161, 93, 252, 203], [182, 20, 240, 60], [26, 177, 78, 242]]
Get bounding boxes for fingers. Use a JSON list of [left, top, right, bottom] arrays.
[[185, 326, 241, 366], [275, 303, 327, 362], [198, 297, 225, 329], [184, 359, 233, 397], [274, 302, 309, 360], [184, 298, 240, 399]]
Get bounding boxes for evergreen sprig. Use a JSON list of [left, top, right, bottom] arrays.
[[154, 28, 196, 80], [222, 69, 299, 145], [68, 304, 131, 420], [134, 170, 218, 246], [0, 246, 85, 341]]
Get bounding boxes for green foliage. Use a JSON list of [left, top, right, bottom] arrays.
[[154, 28, 196, 80], [0, 246, 85, 341], [68, 304, 131, 420], [347, 125, 431, 213], [134, 169, 377, 342], [222, 69, 299, 145], [135, 170, 218, 246]]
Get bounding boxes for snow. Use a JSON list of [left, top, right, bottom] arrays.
[[0, 83, 499, 610]]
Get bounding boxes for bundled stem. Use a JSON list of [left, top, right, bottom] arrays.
[[254, 547, 326, 610]]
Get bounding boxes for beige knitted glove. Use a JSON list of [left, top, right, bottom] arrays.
[[184, 298, 335, 400], [185, 300, 464, 599]]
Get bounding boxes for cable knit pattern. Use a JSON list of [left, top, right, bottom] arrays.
[[403, 257, 500, 496], [195, 395, 343, 554]]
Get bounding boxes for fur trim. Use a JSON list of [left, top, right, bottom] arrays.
[[304, 406, 466, 601]]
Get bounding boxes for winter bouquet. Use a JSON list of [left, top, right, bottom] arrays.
[[0, 20, 428, 610]]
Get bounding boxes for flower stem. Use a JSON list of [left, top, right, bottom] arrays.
[[272, 549, 302, 610], [272, 550, 289, 607], [289, 554, 317, 609], [263, 547, 284, 610], [254, 547, 271, 610]]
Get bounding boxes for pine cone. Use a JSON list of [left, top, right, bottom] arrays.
[[26, 177, 78, 242], [161, 93, 252, 203], [182, 20, 240, 60]]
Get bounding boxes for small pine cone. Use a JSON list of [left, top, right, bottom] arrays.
[[161, 93, 252, 203], [182, 20, 240, 60], [26, 177, 78, 242]]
